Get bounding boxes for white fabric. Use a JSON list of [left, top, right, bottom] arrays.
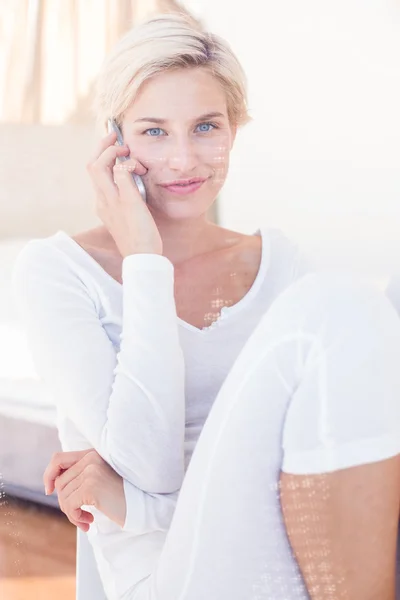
[[130, 272, 400, 600], [12, 227, 400, 599], [76, 527, 107, 600]]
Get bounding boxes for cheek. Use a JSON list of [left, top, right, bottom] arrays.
[[206, 144, 230, 185], [147, 145, 168, 162], [125, 134, 167, 169], [131, 136, 231, 189]]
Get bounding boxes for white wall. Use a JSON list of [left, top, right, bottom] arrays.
[[182, 0, 400, 285], [0, 123, 99, 239]]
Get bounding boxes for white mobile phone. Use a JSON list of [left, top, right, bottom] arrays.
[[107, 118, 147, 203]]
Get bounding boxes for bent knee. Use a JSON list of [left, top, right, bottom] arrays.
[[270, 270, 400, 349]]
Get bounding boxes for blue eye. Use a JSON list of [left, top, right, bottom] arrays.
[[143, 122, 217, 136], [144, 128, 165, 136], [196, 122, 216, 133]]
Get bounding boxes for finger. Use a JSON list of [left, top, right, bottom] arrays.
[[114, 156, 148, 176], [112, 163, 147, 199], [60, 475, 96, 526], [93, 146, 148, 180], [60, 501, 94, 525], [56, 473, 95, 530], [78, 511, 95, 523], [54, 449, 102, 495], [55, 456, 87, 494], [87, 145, 130, 203], [88, 130, 118, 164], [43, 458, 69, 495], [44, 449, 91, 495], [63, 509, 94, 532], [43, 449, 93, 495], [92, 144, 130, 172], [63, 512, 92, 533], [66, 508, 94, 531]]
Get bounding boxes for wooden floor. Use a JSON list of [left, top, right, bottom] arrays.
[[0, 495, 76, 600]]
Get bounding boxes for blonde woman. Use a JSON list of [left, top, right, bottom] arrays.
[[13, 13, 400, 600]]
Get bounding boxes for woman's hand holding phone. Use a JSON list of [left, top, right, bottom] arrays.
[[86, 131, 163, 258]]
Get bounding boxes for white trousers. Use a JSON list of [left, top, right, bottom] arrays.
[[125, 271, 400, 600]]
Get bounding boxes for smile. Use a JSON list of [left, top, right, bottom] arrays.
[[160, 179, 207, 195]]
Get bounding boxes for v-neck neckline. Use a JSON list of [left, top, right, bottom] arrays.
[[51, 227, 269, 334]]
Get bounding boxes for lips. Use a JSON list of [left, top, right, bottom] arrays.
[[160, 177, 207, 196], [160, 177, 207, 187]]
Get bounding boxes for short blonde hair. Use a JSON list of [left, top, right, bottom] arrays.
[[92, 13, 251, 133]]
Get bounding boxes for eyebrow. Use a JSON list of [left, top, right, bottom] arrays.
[[133, 112, 226, 124]]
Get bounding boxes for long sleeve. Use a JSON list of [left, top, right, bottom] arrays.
[[12, 239, 185, 494], [122, 480, 178, 533]]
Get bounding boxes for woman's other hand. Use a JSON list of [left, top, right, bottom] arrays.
[[86, 130, 163, 258], [43, 449, 127, 531]]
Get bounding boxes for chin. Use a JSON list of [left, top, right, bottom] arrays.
[[148, 192, 217, 221]]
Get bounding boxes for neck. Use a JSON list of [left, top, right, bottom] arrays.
[[149, 210, 221, 265], [97, 210, 240, 266]]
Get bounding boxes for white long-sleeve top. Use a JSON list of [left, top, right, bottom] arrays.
[[12, 240, 186, 493], [12, 226, 312, 599]]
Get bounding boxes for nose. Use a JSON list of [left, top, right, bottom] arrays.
[[168, 136, 198, 173]]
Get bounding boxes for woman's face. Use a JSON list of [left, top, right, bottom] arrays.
[[121, 67, 236, 220]]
